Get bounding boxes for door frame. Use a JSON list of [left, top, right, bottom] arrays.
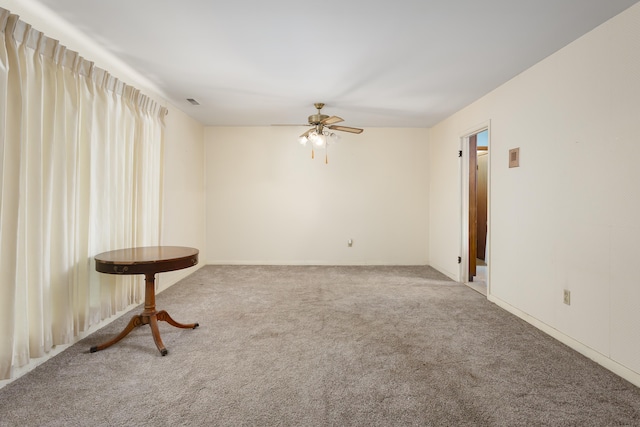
[[459, 122, 491, 288]]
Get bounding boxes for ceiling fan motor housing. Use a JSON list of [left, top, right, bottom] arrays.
[[309, 102, 328, 124], [308, 113, 329, 124]]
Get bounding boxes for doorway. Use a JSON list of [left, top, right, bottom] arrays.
[[464, 128, 489, 295]]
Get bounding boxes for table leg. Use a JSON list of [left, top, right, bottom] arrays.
[[148, 314, 168, 356], [156, 310, 200, 329], [89, 272, 198, 356], [89, 314, 144, 353]]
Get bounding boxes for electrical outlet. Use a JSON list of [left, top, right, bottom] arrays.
[[563, 290, 571, 305]]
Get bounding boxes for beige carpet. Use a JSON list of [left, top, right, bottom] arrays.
[[0, 265, 638, 426]]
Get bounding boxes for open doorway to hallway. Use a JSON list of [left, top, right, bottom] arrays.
[[464, 128, 489, 296]]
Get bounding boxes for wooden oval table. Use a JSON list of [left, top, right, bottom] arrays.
[[91, 246, 199, 356]]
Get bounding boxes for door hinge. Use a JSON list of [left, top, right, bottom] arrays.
[[458, 150, 462, 157], [457, 256, 462, 264]]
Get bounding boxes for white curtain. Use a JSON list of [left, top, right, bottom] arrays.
[[0, 8, 165, 380]]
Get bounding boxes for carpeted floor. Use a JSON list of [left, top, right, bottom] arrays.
[[0, 265, 638, 426]]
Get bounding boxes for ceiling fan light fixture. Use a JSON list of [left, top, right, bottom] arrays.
[[293, 103, 363, 164], [311, 132, 325, 147]]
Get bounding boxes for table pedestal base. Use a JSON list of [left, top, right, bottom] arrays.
[[90, 310, 198, 356], [89, 272, 198, 356]]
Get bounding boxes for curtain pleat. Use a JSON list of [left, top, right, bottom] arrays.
[[0, 7, 165, 380]]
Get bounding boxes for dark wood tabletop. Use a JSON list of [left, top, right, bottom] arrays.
[[95, 246, 198, 275], [95, 246, 199, 274]]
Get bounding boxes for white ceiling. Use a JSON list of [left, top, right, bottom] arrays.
[[27, 0, 640, 128]]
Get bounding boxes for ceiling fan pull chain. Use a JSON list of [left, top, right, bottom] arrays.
[[311, 148, 315, 159], [325, 145, 329, 164]]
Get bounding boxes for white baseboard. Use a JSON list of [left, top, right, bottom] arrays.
[[204, 260, 429, 266], [0, 302, 138, 390], [488, 294, 640, 389], [0, 265, 204, 390]]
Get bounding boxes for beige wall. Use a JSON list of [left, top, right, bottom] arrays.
[[157, 107, 207, 291], [429, 3, 640, 386], [205, 127, 429, 265]]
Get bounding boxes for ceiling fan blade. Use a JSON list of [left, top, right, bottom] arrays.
[[321, 116, 343, 125], [328, 125, 364, 134]]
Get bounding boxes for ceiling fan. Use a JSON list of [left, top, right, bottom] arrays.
[[275, 103, 363, 137], [276, 103, 363, 164], [294, 103, 364, 140]]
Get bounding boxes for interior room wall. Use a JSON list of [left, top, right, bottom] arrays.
[[428, 3, 640, 386], [205, 127, 429, 265], [158, 108, 207, 291]]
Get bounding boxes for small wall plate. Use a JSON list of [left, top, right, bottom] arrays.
[[509, 147, 520, 168]]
